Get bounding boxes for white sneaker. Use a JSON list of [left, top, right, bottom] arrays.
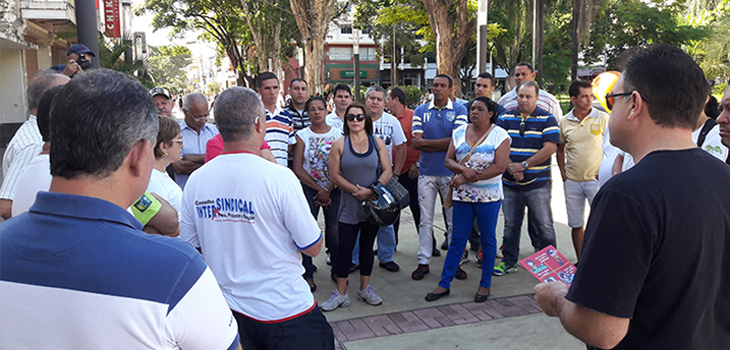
[[496, 245, 504, 259], [460, 250, 469, 266], [357, 285, 383, 306], [326, 253, 331, 265], [321, 290, 350, 311]]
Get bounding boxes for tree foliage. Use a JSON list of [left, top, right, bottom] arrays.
[[239, 0, 300, 77], [148, 45, 191, 93], [136, 0, 255, 86], [584, 0, 709, 69], [98, 32, 153, 88]]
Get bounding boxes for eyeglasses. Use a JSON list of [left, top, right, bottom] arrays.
[[184, 109, 210, 122], [346, 114, 366, 122], [519, 121, 526, 137], [171, 137, 184, 143], [605, 91, 651, 110]]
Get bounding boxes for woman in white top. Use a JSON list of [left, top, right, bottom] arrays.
[[426, 97, 510, 303], [147, 116, 184, 215], [293, 96, 343, 291]]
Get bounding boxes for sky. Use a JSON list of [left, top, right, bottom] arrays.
[[129, 0, 200, 48]]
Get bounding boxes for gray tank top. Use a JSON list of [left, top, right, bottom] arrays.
[[338, 135, 379, 224]]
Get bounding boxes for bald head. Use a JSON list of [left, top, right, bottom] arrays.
[[29, 71, 69, 115], [182, 92, 210, 131]]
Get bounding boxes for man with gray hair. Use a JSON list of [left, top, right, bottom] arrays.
[[0, 69, 239, 349], [0, 71, 69, 219], [172, 92, 219, 189], [180, 87, 333, 349]]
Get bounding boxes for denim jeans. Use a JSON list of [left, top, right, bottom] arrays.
[[301, 185, 340, 278], [417, 175, 453, 265], [439, 200, 501, 289], [232, 305, 334, 350], [501, 183, 557, 267], [352, 224, 397, 264]]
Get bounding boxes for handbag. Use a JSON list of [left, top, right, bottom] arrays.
[[363, 136, 411, 226], [443, 124, 495, 209]]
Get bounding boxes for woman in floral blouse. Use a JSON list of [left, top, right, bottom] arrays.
[[426, 97, 511, 303]]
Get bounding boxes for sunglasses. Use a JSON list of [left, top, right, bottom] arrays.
[[519, 121, 525, 137], [605, 91, 651, 110], [346, 113, 366, 122]]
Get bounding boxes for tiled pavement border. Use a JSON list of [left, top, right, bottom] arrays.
[[331, 294, 543, 349]]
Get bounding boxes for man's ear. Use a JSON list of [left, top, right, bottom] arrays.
[[627, 91, 647, 122], [126, 140, 154, 178]]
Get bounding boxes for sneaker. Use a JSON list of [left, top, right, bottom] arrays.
[[460, 250, 469, 265], [357, 285, 383, 306], [379, 261, 400, 272], [326, 253, 331, 266], [411, 264, 430, 280], [431, 246, 441, 257], [455, 267, 467, 280], [496, 245, 504, 259], [475, 250, 483, 268], [321, 290, 350, 311], [493, 262, 518, 276]]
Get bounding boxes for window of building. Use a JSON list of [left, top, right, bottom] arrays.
[[340, 26, 353, 34], [330, 47, 351, 61], [360, 47, 377, 61]]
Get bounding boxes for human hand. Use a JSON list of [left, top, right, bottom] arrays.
[[449, 174, 467, 188], [353, 186, 375, 201], [62, 59, 80, 77], [314, 189, 331, 206], [461, 167, 479, 182], [513, 171, 524, 181], [506, 162, 525, 175], [561, 171, 567, 182], [534, 282, 569, 317], [408, 164, 419, 179], [411, 137, 425, 150]]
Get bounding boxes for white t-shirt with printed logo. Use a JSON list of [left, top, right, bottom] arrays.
[[372, 112, 407, 164], [692, 122, 728, 162], [297, 126, 342, 188], [451, 124, 511, 203], [180, 153, 322, 322]]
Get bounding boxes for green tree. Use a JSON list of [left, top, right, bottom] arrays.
[[239, 0, 300, 77], [684, 0, 730, 89], [137, 0, 255, 86], [98, 32, 153, 88], [584, 0, 709, 69], [148, 45, 191, 93], [543, 0, 572, 93]]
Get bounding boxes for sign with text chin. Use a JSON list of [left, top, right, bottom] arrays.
[[104, 0, 121, 37]]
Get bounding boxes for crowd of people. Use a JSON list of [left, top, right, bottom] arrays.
[[0, 43, 728, 350]]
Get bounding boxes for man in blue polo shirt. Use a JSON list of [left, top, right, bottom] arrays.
[[410, 74, 468, 280], [0, 69, 239, 349], [172, 92, 219, 189], [494, 81, 559, 276]]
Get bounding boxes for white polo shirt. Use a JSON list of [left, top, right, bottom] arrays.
[[180, 152, 321, 322]]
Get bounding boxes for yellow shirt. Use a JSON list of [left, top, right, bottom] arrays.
[[559, 108, 609, 181]]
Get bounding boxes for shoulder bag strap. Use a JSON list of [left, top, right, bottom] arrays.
[[697, 118, 717, 147], [459, 124, 496, 166]]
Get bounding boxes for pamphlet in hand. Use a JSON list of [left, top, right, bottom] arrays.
[[519, 245, 576, 286]]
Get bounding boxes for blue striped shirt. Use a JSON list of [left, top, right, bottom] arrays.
[[496, 107, 560, 191]]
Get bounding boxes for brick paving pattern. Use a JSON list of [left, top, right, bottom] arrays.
[[331, 294, 543, 348]]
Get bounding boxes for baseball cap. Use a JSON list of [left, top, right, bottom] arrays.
[[67, 43, 95, 57], [149, 87, 172, 100]]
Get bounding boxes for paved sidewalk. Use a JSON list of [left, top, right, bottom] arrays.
[[308, 168, 586, 349]]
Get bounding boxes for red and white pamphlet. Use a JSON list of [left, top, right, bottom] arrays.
[[519, 245, 576, 286]]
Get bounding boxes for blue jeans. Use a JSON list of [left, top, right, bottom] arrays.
[[501, 183, 557, 267], [439, 200, 501, 289], [232, 305, 334, 350], [352, 224, 396, 264], [301, 185, 340, 278]]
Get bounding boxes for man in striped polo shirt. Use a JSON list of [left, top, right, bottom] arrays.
[[494, 81, 560, 276], [257, 72, 294, 166]]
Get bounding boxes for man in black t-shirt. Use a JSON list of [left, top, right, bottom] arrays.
[[535, 45, 730, 349]]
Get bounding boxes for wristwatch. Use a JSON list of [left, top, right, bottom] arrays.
[[522, 161, 529, 170]]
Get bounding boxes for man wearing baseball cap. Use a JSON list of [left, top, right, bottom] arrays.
[[150, 86, 174, 117], [49, 43, 95, 77]]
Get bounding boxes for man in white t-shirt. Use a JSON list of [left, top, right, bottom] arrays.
[[325, 84, 352, 131], [180, 87, 334, 349], [351, 85, 407, 273]]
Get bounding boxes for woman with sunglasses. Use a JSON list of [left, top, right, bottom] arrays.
[[147, 116, 184, 215], [426, 97, 510, 303], [322, 102, 393, 311], [293, 96, 343, 291]]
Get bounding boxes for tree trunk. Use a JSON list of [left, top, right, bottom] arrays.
[[290, 0, 334, 95], [422, 0, 476, 97], [571, 0, 580, 81]]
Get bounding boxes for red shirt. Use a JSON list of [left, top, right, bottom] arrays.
[[393, 108, 420, 175], [205, 134, 271, 163]]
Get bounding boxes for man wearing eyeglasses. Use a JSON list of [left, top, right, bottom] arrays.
[[535, 44, 730, 350], [172, 92, 219, 189], [494, 81, 559, 277], [555, 80, 609, 265]]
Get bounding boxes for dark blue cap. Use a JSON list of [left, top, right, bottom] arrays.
[[67, 44, 95, 57]]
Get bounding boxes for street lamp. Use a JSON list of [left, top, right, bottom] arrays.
[[353, 18, 361, 102]]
